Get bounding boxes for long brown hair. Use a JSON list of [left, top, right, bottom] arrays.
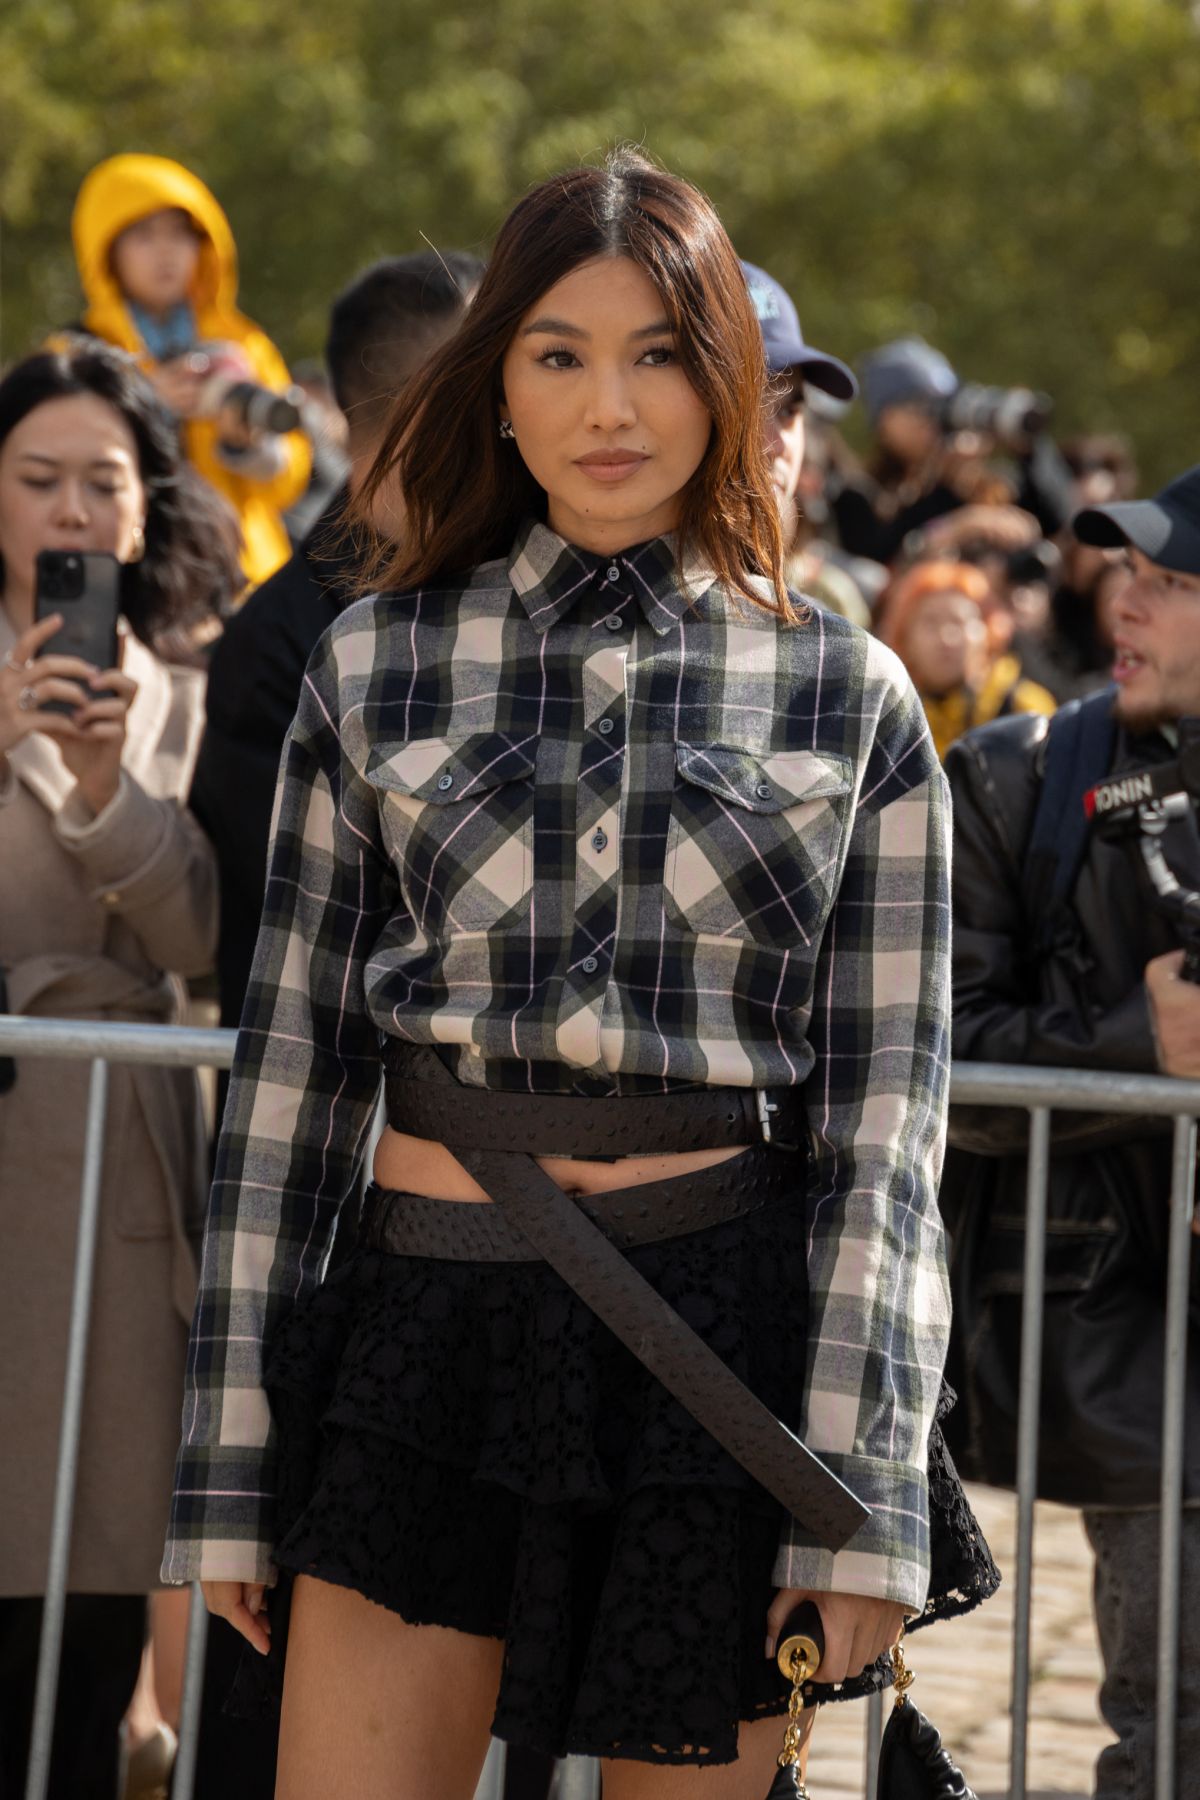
[[356, 149, 791, 619]]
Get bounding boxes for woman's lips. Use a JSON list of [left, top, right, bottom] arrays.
[[574, 450, 650, 484]]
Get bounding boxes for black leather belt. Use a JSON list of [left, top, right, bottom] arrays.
[[383, 1043, 806, 1155], [376, 1043, 869, 1552]]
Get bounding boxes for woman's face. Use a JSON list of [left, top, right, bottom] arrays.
[[900, 589, 988, 695], [110, 208, 201, 314], [0, 394, 146, 622], [876, 403, 940, 468], [500, 254, 712, 552]]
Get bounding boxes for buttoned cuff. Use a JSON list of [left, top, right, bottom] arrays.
[[772, 1452, 930, 1614]]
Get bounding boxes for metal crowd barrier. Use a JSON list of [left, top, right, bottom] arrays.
[[1, 1015, 1196, 1800]]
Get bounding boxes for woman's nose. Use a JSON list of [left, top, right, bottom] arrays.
[[52, 482, 89, 528], [584, 370, 637, 432]]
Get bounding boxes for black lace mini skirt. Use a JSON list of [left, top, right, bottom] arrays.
[[233, 1156, 998, 1765]]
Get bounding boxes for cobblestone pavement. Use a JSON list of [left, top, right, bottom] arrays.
[[803, 1483, 1109, 1800]]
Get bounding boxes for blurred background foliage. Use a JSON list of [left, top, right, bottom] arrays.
[[1, 0, 1196, 480]]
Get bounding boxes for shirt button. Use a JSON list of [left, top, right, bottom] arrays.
[[755, 782, 774, 800], [606, 564, 621, 582], [437, 773, 454, 791], [604, 613, 624, 632], [596, 716, 615, 736], [591, 829, 608, 852], [581, 955, 599, 974]]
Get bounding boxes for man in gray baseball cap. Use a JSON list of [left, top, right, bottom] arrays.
[[1073, 464, 1200, 731], [1074, 462, 1200, 577], [943, 456, 1200, 1795]]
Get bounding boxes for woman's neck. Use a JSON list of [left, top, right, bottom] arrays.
[[545, 498, 680, 556]]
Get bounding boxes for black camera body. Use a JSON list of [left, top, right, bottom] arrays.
[[1086, 721, 1200, 982]]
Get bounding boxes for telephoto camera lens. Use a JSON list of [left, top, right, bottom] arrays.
[[942, 383, 1053, 449], [220, 379, 304, 435]]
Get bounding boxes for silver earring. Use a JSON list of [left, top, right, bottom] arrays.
[[499, 418, 515, 440], [128, 523, 146, 563]]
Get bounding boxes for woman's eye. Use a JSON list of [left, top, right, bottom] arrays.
[[20, 478, 55, 492], [537, 346, 579, 370], [639, 345, 676, 367], [91, 484, 121, 497]]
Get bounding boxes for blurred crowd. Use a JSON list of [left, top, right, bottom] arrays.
[[0, 150, 1180, 1800]]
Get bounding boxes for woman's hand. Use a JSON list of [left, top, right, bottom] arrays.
[[145, 357, 206, 421], [56, 659, 137, 817], [0, 613, 96, 759], [767, 1588, 908, 1686], [201, 1580, 271, 1656]]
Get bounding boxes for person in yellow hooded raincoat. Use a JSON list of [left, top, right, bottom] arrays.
[[68, 154, 311, 588]]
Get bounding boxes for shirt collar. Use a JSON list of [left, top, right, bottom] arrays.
[[508, 518, 717, 637]]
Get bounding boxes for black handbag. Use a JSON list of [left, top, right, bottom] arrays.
[[766, 1609, 976, 1800]]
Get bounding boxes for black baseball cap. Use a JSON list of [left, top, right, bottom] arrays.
[[740, 261, 857, 402], [1073, 464, 1200, 577]]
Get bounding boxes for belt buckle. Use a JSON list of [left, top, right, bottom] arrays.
[[756, 1089, 801, 1155]]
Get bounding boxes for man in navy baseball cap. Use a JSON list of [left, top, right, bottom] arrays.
[[740, 260, 875, 622], [740, 260, 857, 401]]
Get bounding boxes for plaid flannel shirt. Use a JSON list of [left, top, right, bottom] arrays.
[[164, 520, 952, 1612]]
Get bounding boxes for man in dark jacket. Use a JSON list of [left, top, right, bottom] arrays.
[[185, 250, 482, 1800], [942, 463, 1200, 1797], [190, 250, 484, 1031]]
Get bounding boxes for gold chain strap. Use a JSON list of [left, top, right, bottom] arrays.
[[778, 1658, 809, 1768], [776, 1636, 816, 1793], [890, 1629, 916, 1709]]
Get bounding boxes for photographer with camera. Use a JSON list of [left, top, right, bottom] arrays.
[[941, 462, 1200, 1796], [830, 335, 1072, 566], [66, 154, 311, 588]]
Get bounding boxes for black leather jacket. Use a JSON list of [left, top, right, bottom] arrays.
[[940, 710, 1200, 1507]]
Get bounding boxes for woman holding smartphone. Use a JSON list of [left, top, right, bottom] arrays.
[[167, 153, 995, 1798], [0, 339, 240, 1800]]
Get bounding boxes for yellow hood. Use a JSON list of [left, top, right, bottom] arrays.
[[72, 154, 242, 354]]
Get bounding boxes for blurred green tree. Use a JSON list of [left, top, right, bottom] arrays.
[[1, 0, 1196, 482]]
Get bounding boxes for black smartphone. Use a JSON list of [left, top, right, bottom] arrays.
[[33, 550, 121, 716]]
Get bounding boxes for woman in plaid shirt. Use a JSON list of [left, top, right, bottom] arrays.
[[166, 151, 995, 1797]]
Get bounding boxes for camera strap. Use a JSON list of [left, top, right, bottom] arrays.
[[1024, 686, 1117, 959]]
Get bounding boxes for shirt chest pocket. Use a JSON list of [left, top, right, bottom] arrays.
[[366, 733, 536, 935], [663, 743, 854, 948]]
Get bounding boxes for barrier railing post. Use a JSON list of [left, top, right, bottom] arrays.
[[473, 1737, 507, 1800], [24, 1059, 110, 1800], [551, 1755, 602, 1798], [1155, 1111, 1196, 1800], [171, 1584, 210, 1800], [1009, 1105, 1051, 1800]]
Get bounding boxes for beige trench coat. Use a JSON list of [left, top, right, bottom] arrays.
[[0, 614, 217, 1594]]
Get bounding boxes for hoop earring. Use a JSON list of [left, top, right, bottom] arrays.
[[499, 419, 515, 440], [128, 523, 146, 563]]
